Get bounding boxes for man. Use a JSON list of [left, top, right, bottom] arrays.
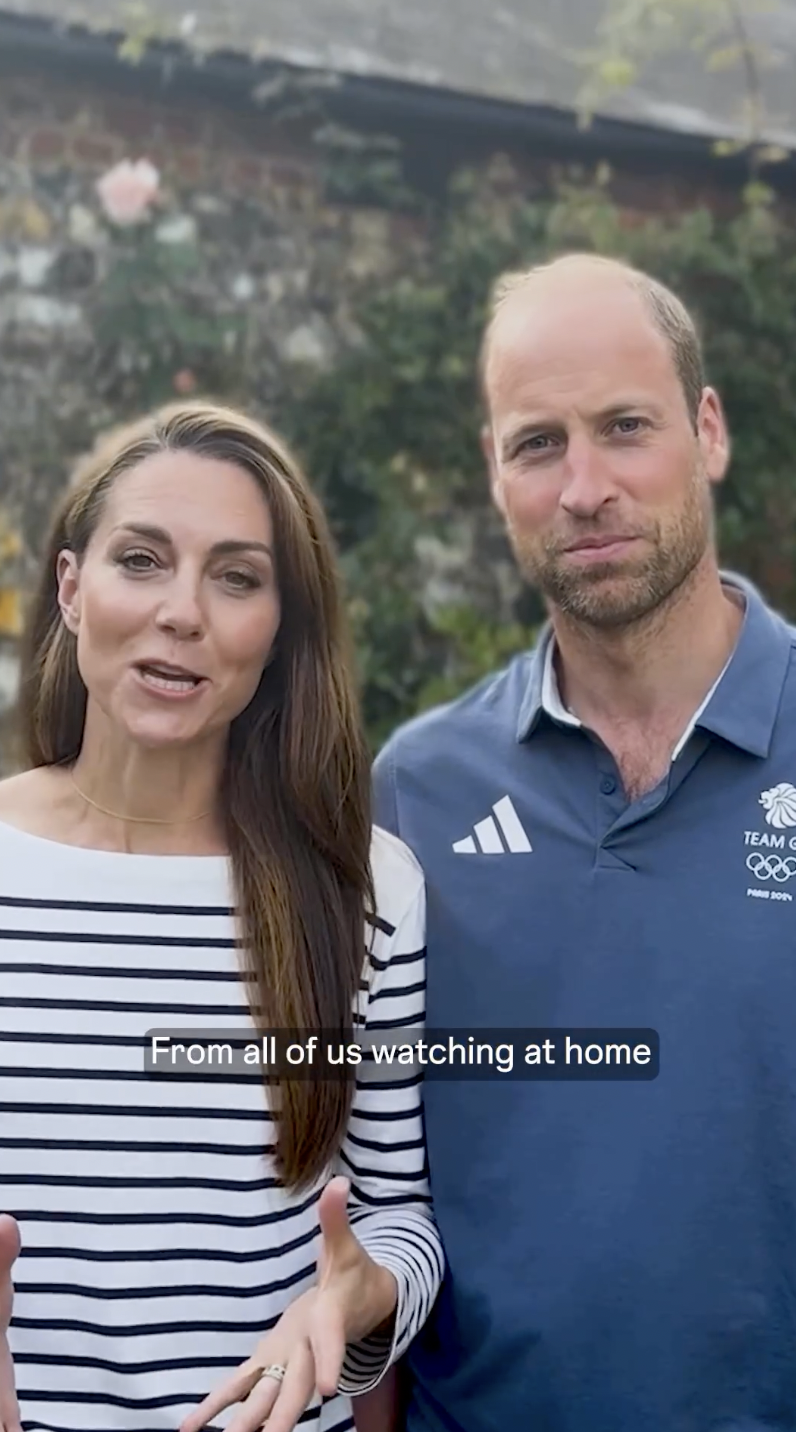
[[373, 253, 796, 1431]]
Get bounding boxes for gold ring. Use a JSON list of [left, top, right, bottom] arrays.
[[258, 1362, 287, 1384]]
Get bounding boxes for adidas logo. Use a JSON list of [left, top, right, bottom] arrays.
[[452, 795, 532, 855]]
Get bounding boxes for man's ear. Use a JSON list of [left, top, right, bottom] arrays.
[[481, 424, 507, 518], [56, 550, 81, 635], [697, 386, 731, 487]]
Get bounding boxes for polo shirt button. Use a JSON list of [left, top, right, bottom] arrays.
[[600, 775, 617, 795]]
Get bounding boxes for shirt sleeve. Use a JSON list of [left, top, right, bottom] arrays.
[[335, 844, 443, 1396]]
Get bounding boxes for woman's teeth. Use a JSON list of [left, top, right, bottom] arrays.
[[140, 667, 199, 691]]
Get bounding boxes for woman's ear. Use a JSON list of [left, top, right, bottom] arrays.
[[56, 550, 81, 636]]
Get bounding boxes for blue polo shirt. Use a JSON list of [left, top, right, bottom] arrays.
[[372, 575, 796, 1432]]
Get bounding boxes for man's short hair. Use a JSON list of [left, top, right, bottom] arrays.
[[480, 254, 706, 427]]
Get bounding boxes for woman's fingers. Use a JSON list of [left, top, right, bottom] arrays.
[[308, 1291, 347, 1399], [256, 1341, 317, 1432], [0, 1319, 19, 1432], [179, 1358, 264, 1432], [0, 1365, 21, 1432], [225, 1362, 286, 1432], [0, 1409, 21, 1432], [180, 1285, 336, 1432], [186, 1343, 317, 1432]]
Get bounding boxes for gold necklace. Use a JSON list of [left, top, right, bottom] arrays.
[[70, 774, 212, 826]]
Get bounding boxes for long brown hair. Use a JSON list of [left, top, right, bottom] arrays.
[[17, 401, 375, 1188]]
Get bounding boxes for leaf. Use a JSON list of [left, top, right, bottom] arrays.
[[117, 34, 149, 63], [0, 526, 21, 564], [597, 55, 637, 87], [742, 179, 775, 207], [757, 144, 791, 164], [115, 0, 164, 64], [0, 196, 52, 241], [705, 42, 745, 71], [713, 138, 746, 156], [573, 0, 780, 145], [0, 589, 22, 638]]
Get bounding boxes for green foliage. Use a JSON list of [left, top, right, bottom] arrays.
[[115, 1, 168, 64], [90, 229, 245, 407], [280, 163, 796, 745], [574, 0, 788, 170], [312, 125, 420, 209], [81, 156, 796, 751]]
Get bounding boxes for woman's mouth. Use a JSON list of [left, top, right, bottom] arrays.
[[135, 663, 206, 697]]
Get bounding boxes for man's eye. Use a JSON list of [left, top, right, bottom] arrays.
[[612, 417, 644, 435], [517, 434, 555, 455]]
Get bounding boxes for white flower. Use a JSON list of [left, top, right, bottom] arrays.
[[96, 159, 160, 226]]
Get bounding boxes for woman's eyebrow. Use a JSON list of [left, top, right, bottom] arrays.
[[111, 524, 273, 557]]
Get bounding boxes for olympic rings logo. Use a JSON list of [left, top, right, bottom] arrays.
[[746, 852, 796, 881]]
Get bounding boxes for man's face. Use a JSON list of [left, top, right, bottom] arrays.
[[483, 274, 730, 629]]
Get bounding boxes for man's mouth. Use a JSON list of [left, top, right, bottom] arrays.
[[564, 535, 639, 553]]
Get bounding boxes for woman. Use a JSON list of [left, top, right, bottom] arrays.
[[0, 402, 442, 1432]]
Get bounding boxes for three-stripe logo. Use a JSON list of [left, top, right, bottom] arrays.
[[452, 795, 532, 855]]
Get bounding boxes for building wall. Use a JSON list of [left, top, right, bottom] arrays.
[[0, 53, 751, 770], [0, 60, 433, 767]]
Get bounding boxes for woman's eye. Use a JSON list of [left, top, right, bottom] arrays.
[[223, 570, 261, 591], [118, 550, 157, 571]]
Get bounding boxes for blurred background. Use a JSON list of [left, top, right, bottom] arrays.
[[1, 0, 795, 766]]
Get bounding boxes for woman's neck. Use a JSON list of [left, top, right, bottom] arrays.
[[60, 710, 229, 854]]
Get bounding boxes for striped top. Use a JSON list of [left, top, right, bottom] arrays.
[[0, 818, 442, 1432]]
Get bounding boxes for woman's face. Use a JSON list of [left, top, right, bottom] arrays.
[[57, 449, 282, 751]]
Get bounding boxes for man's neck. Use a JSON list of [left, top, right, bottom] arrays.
[[551, 564, 744, 797]]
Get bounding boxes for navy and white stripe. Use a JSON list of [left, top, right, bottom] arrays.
[[0, 821, 442, 1431]]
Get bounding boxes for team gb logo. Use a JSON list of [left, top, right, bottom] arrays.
[[760, 783, 796, 829]]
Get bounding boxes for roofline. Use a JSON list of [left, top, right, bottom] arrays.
[[2, 9, 794, 190]]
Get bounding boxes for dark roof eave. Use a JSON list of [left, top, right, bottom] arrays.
[[1, 7, 794, 187]]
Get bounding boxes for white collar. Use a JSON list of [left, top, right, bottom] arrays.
[[540, 582, 746, 762]]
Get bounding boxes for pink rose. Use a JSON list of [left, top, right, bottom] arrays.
[[172, 369, 197, 394], [96, 159, 160, 226]]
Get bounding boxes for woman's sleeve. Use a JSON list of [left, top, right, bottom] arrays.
[[335, 835, 444, 1396]]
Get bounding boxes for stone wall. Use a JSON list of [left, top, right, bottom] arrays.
[[0, 50, 760, 770], [0, 60, 432, 767]]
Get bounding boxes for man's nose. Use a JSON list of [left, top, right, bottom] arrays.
[[559, 439, 619, 518]]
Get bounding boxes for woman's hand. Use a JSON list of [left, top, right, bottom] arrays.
[[0, 1215, 21, 1432], [180, 1177, 397, 1432]]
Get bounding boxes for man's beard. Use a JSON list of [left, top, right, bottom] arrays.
[[510, 469, 713, 630]]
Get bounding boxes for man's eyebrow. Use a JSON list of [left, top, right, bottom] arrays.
[[596, 399, 666, 422], [112, 524, 273, 557]]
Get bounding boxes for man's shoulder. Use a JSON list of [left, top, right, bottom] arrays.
[[746, 589, 796, 715], [772, 616, 796, 725], [777, 612, 796, 667], [377, 649, 536, 776]]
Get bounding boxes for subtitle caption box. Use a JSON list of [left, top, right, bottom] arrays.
[[143, 1027, 660, 1081]]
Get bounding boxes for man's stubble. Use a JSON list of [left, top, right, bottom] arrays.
[[508, 465, 713, 632]]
